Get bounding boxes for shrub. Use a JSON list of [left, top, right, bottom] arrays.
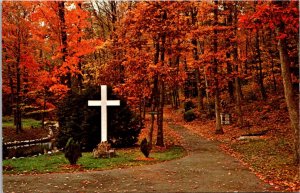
[[184, 100, 195, 112], [64, 137, 82, 165], [184, 109, 196, 122], [3, 143, 8, 159], [56, 86, 143, 151], [140, 138, 151, 158]]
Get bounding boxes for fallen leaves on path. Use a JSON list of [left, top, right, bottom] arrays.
[[135, 157, 156, 161], [60, 164, 84, 172], [164, 97, 300, 192]]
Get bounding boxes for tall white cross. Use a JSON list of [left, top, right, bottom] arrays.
[[88, 85, 120, 142]]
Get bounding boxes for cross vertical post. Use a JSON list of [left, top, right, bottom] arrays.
[[88, 85, 120, 142]]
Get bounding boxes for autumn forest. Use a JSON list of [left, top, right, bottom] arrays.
[[2, 1, 299, 192]]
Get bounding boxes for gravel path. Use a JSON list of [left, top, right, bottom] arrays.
[[3, 123, 272, 193]]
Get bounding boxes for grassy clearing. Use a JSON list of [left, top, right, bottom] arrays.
[[3, 146, 186, 174], [2, 116, 41, 129]]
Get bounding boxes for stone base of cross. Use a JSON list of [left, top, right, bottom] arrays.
[[92, 141, 116, 158], [88, 85, 120, 142]]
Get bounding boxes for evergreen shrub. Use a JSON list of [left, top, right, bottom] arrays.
[[184, 100, 195, 112], [64, 137, 82, 165], [184, 109, 196, 122], [56, 86, 143, 151]]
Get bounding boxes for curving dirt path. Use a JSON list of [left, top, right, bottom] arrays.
[[3, 123, 273, 193]]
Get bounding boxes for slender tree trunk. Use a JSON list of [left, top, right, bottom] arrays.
[[6, 55, 15, 117], [149, 36, 160, 147], [227, 64, 234, 101], [156, 80, 165, 146], [139, 97, 143, 129], [77, 3, 83, 94], [195, 68, 204, 112], [213, 0, 223, 134], [199, 40, 211, 115], [234, 77, 243, 127], [149, 81, 157, 148], [42, 91, 46, 129], [255, 29, 267, 100], [276, 13, 299, 165], [224, 3, 234, 102], [190, 7, 204, 113], [233, 3, 243, 127], [149, 112, 155, 147], [204, 68, 211, 115], [192, 39, 204, 112], [174, 55, 180, 109], [271, 56, 277, 92], [15, 35, 22, 134], [143, 98, 146, 120], [245, 35, 249, 75], [156, 11, 167, 146], [58, 2, 71, 89]]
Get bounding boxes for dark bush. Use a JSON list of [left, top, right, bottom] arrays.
[[3, 143, 8, 158], [56, 86, 143, 151], [184, 109, 196, 122], [140, 138, 151, 158], [247, 91, 258, 101], [184, 100, 195, 112], [64, 137, 82, 165]]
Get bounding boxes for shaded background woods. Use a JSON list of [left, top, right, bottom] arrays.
[[2, 1, 299, 165]]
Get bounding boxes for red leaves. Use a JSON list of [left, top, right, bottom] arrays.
[[276, 33, 288, 40], [49, 84, 69, 98]]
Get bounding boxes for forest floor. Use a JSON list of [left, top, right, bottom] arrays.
[[4, 118, 274, 193], [167, 94, 300, 192], [2, 117, 46, 143]]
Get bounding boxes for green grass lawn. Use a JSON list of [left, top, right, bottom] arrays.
[[3, 146, 186, 174], [2, 116, 41, 129]]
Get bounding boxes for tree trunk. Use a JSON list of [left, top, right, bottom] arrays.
[[245, 35, 249, 75], [156, 80, 165, 147], [227, 64, 235, 101], [233, 2, 243, 127], [190, 7, 204, 113], [58, 2, 71, 89], [255, 29, 267, 100], [6, 55, 15, 117], [195, 68, 204, 112], [277, 16, 299, 165], [42, 92, 46, 129], [139, 97, 143, 129], [149, 36, 160, 147], [149, 111, 155, 147], [156, 11, 166, 146], [15, 35, 22, 134], [234, 78, 243, 127], [77, 3, 83, 94], [271, 56, 277, 92], [203, 67, 211, 115], [149, 84, 157, 148], [213, 0, 223, 134], [143, 98, 146, 120], [192, 39, 204, 112]]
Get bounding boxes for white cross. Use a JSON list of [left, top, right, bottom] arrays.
[[88, 85, 120, 142]]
